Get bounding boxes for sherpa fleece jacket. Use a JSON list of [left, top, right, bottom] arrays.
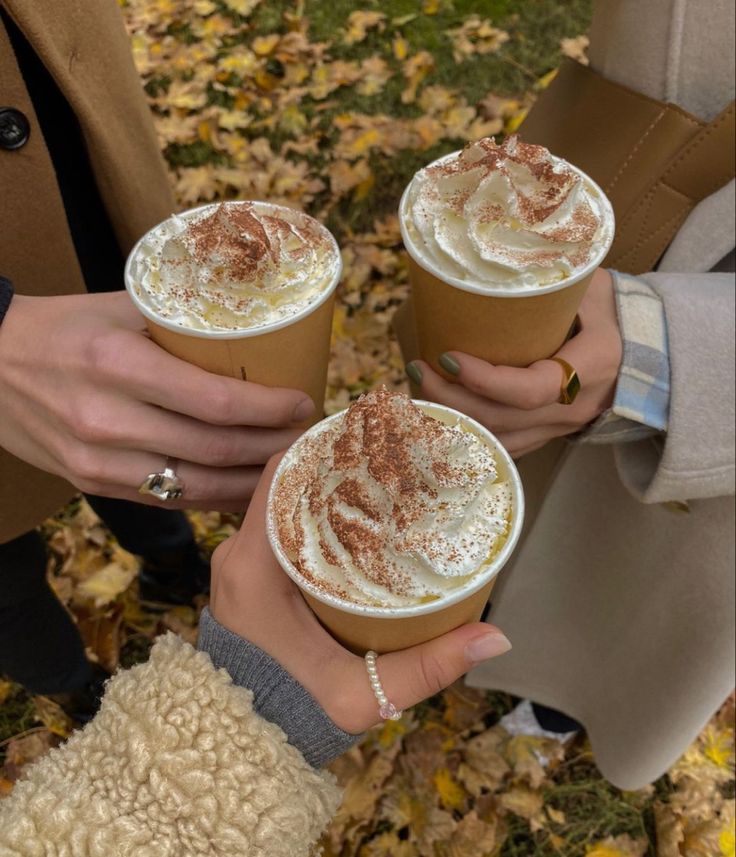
[[0, 634, 342, 856]]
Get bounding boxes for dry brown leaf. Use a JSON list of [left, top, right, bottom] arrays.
[[498, 785, 544, 821], [561, 34, 590, 65], [161, 606, 199, 646], [223, 0, 261, 14], [655, 801, 686, 857], [359, 832, 417, 856], [448, 16, 510, 64], [175, 165, 221, 205], [0, 680, 14, 706], [327, 158, 372, 200], [357, 56, 392, 97], [342, 11, 385, 46], [440, 809, 501, 857], [76, 603, 124, 672], [504, 733, 564, 787], [401, 51, 435, 104], [4, 731, 55, 773], [442, 684, 493, 732], [76, 551, 138, 607], [33, 696, 73, 739], [333, 745, 400, 826]]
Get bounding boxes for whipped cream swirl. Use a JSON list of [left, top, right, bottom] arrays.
[[272, 390, 512, 608], [403, 136, 613, 289], [128, 202, 339, 331]]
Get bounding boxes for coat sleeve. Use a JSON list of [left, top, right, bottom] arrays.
[[0, 634, 342, 857], [613, 270, 735, 503]]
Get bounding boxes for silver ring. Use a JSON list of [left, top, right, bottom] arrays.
[[365, 650, 402, 721], [138, 457, 185, 502]]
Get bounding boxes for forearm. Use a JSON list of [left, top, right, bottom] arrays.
[[0, 634, 341, 857]]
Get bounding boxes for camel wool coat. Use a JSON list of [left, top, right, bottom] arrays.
[[467, 0, 735, 789], [0, 0, 176, 543]]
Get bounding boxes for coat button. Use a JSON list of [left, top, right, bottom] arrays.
[[0, 108, 30, 150]]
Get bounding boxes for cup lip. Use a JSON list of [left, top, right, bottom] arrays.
[[124, 200, 343, 340], [266, 399, 525, 619], [399, 148, 615, 299]]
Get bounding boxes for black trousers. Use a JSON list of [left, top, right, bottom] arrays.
[[0, 497, 194, 694]]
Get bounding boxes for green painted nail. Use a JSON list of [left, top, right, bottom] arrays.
[[405, 361, 422, 385], [439, 353, 460, 375]]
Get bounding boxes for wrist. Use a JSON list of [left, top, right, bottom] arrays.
[[197, 608, 362, 768]]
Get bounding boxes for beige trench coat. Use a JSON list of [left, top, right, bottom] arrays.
[[0, 0, 175, 543], [468, 0, 736, 789]]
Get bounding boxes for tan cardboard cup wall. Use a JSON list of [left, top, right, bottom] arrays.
[[399, 153, 615, 373], [266, 402, 525, 655], [124, 202, 342, 425]]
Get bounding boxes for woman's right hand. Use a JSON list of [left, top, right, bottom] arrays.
[[0, 291, 315, 510]]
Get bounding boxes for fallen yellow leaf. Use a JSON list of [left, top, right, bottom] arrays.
[[433, 767, 466, 811]]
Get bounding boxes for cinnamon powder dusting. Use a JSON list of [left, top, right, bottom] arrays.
[[271, 389, 511, 607]]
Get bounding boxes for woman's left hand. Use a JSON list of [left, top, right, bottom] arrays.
[[407, 268, 623, 457], [209, 456, 511, 736]]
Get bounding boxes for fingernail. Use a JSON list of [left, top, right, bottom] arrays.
[[439, 353, 460, 376], [292, 397, 315, 422], [465, 630, 512, 663], [405, 361, 422, 385]]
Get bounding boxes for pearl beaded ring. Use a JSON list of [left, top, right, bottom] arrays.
[[364, 650, 403, 721]]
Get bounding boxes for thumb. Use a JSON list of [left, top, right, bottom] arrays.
[[376, 623, 512, 715]]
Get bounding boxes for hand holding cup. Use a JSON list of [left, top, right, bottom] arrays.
[[209, 455, 512, 735], [0, 290, 312, 509], [408, 268, 623, 457]]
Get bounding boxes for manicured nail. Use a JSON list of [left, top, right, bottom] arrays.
[[465, 630, 512, 663], [439, 353, 460, 376], [292, 397, 316, 422], [405, 361, 423, 385]]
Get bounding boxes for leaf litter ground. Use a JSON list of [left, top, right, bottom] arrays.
[[1, 1, 734, 854]]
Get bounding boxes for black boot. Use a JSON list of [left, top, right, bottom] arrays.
[[48, 663, 110, 725], [138, 541, 211, 609]]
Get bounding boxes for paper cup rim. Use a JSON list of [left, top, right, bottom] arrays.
[[124, 201, 342, 339], [399, 149, 615, 298], [266, 400, 525, 619]]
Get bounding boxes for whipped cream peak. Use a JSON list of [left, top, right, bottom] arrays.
[[272, 390, 512, 608], [403, 135, 613, 290], [128, 201, 339, 332]]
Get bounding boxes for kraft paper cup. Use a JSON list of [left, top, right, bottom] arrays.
[[266, 401, 525, 654], [124, 202, 342, 424], [399, 153, 614, 373]]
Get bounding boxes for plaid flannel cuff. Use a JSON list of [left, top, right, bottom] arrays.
[[583, 271, 670, 444]]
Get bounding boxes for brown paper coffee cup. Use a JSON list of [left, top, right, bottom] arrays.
[[301, 577, 498, 655], [124, 202, 342, 424], [266, 402, 525, 655], [399, 154, 614, 373]]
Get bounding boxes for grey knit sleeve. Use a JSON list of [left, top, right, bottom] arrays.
[[197, 607, 362, 768]]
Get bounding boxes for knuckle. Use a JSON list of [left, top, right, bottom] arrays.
[[68, 403, 113, 443], [74, 477, 107, 495], [416, 650, 450, 698], [464, 376, 487, 398], [517, 391, 543, 411], [85, 330, 129, 378], [62, 443, 102, 483], [202, 432, 239, 466], [203, 382, 236, 425]]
